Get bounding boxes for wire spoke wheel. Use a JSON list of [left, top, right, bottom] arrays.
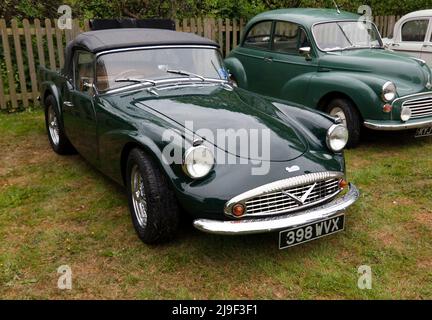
[[48, 105, 60, 146], [130, 164, 148, 228]]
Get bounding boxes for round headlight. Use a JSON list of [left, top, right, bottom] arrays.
[[401, 106, 412, 122], [326, 124, 349, 152], [382, 81, 397, 102], [183, 145, 214, 179]]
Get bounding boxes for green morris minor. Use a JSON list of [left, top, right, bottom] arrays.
[[225, 8, 432, 146], [38, 28, 359, 248]]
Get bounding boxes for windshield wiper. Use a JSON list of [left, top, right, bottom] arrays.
[[114, 78, 157, 86], [336, 23, 353, 47], [166, 69, 205, 81]]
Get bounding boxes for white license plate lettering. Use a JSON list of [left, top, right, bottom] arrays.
[[415, 127, 432, 138], [279, 214, 345, 250]]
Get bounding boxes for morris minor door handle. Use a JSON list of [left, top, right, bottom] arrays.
[[263, 56, 273, 63], [64, 101, 74, 107]]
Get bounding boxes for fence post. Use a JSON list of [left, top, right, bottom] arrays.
[[34, 19, 46, 67], [23, 19, 39, 104], [0, 19, 18, 110], [225, 19, 231, 56]]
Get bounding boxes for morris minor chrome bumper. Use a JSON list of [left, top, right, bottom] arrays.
[[364, 119, 432, 131], [193, 183, 359, 235]]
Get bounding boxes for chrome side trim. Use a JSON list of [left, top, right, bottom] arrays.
[[193, 183, 359, 235], [364, 118, 432, 130], [224, 172, 343, 217]]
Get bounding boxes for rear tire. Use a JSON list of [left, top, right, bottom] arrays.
[[126, 148, 180, 244], [44, 95, 75, 155], [325, 98, 361, 148]]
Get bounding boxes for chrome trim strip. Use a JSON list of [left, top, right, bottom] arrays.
[[95, 45, 219, 57], [224, 172, 343, 217], [193, 183, 359, 235], [364, 119, 432, 130], [391, 91, 432, 106]]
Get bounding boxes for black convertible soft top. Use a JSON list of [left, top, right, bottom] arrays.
[[62, 28, 219, 73]]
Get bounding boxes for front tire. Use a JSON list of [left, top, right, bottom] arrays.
[[126, 148, 179, 244], [325, 98, 361, 148], [44, 95, 75, 154]]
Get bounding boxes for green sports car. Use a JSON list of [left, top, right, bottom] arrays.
[[38, 28, 359, 248]]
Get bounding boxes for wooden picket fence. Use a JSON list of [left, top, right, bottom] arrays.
[[0, 16, 400, 111]]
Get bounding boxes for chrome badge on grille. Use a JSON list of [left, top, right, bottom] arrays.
[[281, 182, 317, 205]]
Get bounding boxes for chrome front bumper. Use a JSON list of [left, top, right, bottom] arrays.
[[193, 183, 360, 235], [364, 119, 432, 131]]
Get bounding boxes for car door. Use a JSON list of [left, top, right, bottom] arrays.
[[391, 18, 430, 59], [420, 18, 432, 66], [263, 20, 318, 103], [233, 20, 274, 95], [62, 50, 98, 165]]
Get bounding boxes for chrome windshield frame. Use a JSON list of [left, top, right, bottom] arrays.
[[95, 45, 228, 94]]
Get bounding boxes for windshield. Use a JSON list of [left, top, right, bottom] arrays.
[[313, 21, 383, 52], [96, 47, 228, 92]]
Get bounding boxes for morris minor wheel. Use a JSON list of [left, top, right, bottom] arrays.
[[326, 98, 361, 148], [126, 148, 179, 244], [44, 95, 75, 155]]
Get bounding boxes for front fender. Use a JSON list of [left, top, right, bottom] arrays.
[[308, 72, 386, 120], [224, 57, 247, 88]]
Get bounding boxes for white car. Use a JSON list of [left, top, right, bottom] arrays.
[[383, 9, 432, 65]]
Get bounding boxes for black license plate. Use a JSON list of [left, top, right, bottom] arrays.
[[279, 214, 345, 249], [415, 127, 432, 138]]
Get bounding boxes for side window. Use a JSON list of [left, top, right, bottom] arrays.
[[273, 21, 310, 54], [401, 20, 429, 42], [244, 21, 272, 50], [74, 51, 94, 94]]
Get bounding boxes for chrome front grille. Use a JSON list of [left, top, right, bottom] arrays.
[[224, 172, 344, 218], [245, 179, 340, 216], [402, 95, 432, 119]]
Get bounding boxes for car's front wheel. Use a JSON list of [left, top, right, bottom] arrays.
[[326, 98, 361, 148], [44, 95, 75, 154], [126, 148, 180, 244]]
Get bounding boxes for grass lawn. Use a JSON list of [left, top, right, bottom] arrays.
[[0, 109, 431, 299]]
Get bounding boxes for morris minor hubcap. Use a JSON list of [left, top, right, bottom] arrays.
[[131, 165, 148, 228], [329, 107, 347, 127], [48, 105, 60, 146]]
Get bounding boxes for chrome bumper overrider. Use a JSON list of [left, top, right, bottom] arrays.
[[193, 183, 360, 235], [364, 119, 432, 131]]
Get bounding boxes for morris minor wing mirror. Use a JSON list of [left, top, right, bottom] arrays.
[[299, 47, 312, 61]]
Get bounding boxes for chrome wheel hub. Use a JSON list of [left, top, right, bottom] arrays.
[[329, 107, 347, 127], [48, 105, 60, 146], [130, 165, 148, 228]]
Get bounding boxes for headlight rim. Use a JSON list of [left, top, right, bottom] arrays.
[[182, 145, 215, 179], [326, 124, 349, 153], [382, 81, 397, 102]]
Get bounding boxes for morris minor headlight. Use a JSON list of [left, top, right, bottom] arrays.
[[382, 81, 397, 102], [183, 145, 214, 179], [326, 124, 348, 152]]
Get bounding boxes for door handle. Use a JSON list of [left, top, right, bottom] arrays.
[[263, 56, 273, 63], [391, 43, 400, 47], [423, 44, 432, 47], [64, 101, 74, 107]]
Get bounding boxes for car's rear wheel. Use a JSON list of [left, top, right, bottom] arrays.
[[126, 148, 179, 244], [44, 95, 75, 154], [326, 98, 361, 148]]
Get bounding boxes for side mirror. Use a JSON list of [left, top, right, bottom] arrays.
[[299, 47, 312, 61], [80, 78, 95, 94]]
